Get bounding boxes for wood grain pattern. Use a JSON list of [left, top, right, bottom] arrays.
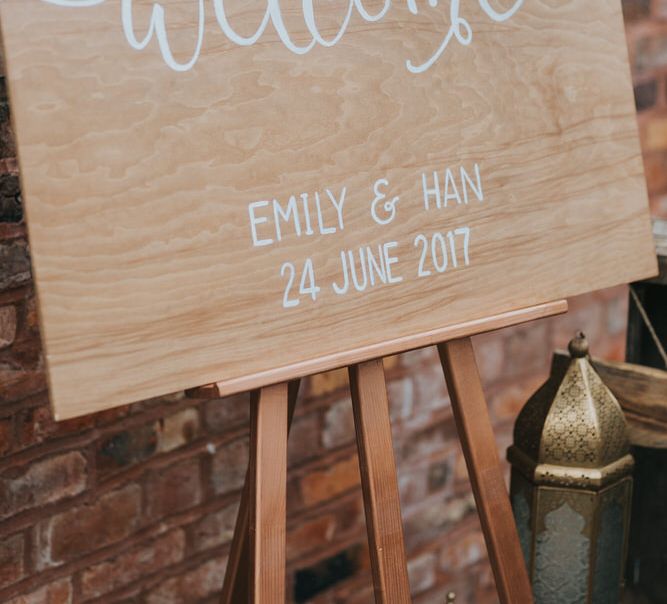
[[0, 0, 656, 418], [591, 359, 667, 424], [220, 380, 300, 604], [188, 300, 567, 400], [349, 360, 411, 603], [249, 382, 289, 603], [438, 338, 533, 604]]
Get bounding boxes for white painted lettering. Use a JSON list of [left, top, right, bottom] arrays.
[[248, 200, 274, 247], [479, 0, 525, 22], [422, 171, 441, 210], [273, 195, 301, 242], [301, 193, 314, 236], [315, 192, 337, 236], [326, 187, 346, 231], [406, 0, 472, 74], [121, 0, 205, 72], [443, 168, 462, 207], [349, 247, 368, 292], [332, 251, 349, 295], [367, 245, 387, 286], [460, 163, 483, 204], [383, 241, 403, 284], [43, 0, 525, 74]]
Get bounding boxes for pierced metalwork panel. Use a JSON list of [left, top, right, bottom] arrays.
[[593, 480, 631, 604], [540, 360, 629, 469], [533, 502, 590, 604]]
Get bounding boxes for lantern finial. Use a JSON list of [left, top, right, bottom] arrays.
[[568, 332, 589, 358]]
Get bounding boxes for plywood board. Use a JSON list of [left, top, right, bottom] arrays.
[[0, 0, 657, 419]]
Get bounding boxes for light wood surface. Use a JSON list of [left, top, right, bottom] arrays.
[[249, 382, 289, 604], [591, 358, 667, 425], [191, 300, 567, 400], [0, 0, 656, 419], [623, 410, 667, 449], [439, 338, 533, 604], [349, 360, 411, 603], [220, 380, 300, 604]]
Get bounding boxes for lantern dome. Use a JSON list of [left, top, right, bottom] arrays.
[[508, 334, 632, 489]]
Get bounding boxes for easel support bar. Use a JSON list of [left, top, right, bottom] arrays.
[[349, 359, 412, 603], [220, 381, 299, 604], [439, 338, 534, 604]]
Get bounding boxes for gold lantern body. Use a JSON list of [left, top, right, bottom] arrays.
[[507, 335, 633, 604]]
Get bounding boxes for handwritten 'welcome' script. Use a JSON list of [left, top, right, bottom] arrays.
[[42, 0, 524, 73]]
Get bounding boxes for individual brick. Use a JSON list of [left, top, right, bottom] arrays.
[[439, 523, 487, 572], [156, 407, 200, 453], [0, 369, 47, 407], [35, 484, 142, 568], [0, 532, 25, 589], [0, 415, 12, 455], [0, 451, 86, 519], [472, 334, 505, 385], [322, 398, 354, 451], [408, 551, 437, 595], [401, 416, 457, 463], [0, 173, 21, 223], [0, 240, 30, 291], [386, 376, 414, 422], [144, 555, 227, 604], [307, 368, 348, 398], [622, 0, 651, 22], [642, 151, 667, 195], [288, 411, 321, 467], [6, 578, 72, 604], [210, 437, 248, 496], [634, 78, 658, 111], [644, 115, 667, 152], [204, 393, 249, 432], [502, 321, 551, 379], [96, 422, 158, 477], [487, 375, 544, 424], [80, 530, 186, 599], [287, 513, 336, 563], [145, 458, 202, 520], [192, 501, 239, 552], [299, 455, 360, 507], [0, 304, 16, 348]]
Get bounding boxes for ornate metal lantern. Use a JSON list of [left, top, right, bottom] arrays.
[[507, 334, 633, 604]]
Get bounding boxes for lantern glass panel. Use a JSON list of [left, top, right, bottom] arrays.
[[533, 489, 594, 604], [592, 479, 631, 604]]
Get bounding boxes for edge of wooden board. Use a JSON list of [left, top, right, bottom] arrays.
[[175, 299, 569, 405], [57, 301, 567, 418]]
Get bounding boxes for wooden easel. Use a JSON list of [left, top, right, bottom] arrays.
[[190, 301, 567, 604]]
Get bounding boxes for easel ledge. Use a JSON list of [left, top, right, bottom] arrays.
[[189, 300, 568, 400], [188, 299, 567, 604]]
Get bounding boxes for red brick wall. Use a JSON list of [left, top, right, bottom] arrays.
[[626, 0, 667, 219], [0, 4, 661, 603]]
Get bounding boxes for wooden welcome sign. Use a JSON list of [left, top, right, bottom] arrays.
[[0, 0, 657, 419]]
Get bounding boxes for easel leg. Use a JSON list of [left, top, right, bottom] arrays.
[[438, 338, 533, 604], [220, 380, 299, 604], [249, 382, 289, 603], [349, 359, 411, 604]]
